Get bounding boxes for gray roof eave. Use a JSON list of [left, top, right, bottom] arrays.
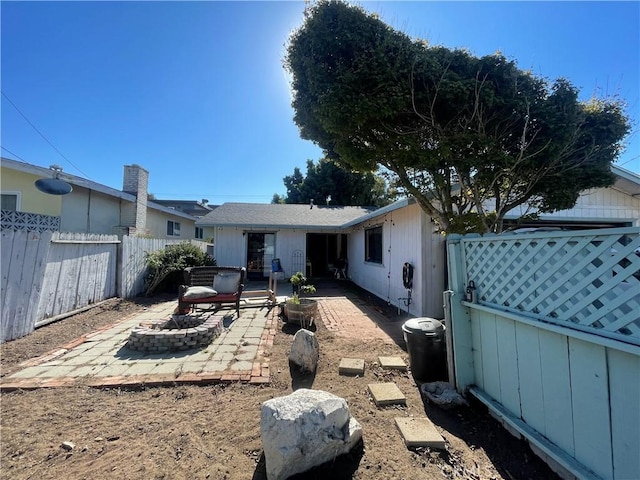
[[611, 164, 640, 196], [147, 201, 197, 220], [341, 197, 413, 228], [195, 222, 346, 231]]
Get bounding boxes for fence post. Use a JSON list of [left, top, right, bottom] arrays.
[[446, 234, 475, 392]]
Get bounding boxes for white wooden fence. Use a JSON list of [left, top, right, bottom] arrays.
[[1, 230, 209, 343], [446, 227, 640, 480]]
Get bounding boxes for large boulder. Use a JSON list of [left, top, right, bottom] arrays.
[[260, 389, 363, 480], [288, 328, 319, 373]]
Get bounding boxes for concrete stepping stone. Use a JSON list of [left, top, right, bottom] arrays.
[[368, 382, 406, 407], [339, 358, 365, 376], [378, 356, 407, 371], [394, 417, 446, 449]]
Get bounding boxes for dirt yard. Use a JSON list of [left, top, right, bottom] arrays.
[[0, 292, 560, 480]]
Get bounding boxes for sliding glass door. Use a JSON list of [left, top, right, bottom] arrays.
[[246, 233, 275, 280]]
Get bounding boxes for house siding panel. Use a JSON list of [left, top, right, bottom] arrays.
[[272, 229, 306, 276], [60, 186, 121, 234], [213, 227, 246, 267], [145, 209, 196, 240], [509, 187, 640, 225], [347, 203, 444, 318]]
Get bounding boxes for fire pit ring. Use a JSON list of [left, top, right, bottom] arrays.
[[126, 314, 224, 353]]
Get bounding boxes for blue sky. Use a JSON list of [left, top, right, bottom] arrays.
[[2, 1, 638, 205]]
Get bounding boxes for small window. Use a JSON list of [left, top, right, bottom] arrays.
[[365, 225, 383, 264], [1, 193, 20, 211], [167, 220, 181, 237], [195, 226, 203, 239]]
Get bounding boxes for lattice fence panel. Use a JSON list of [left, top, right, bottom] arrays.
[[462, 227, 640, 344]]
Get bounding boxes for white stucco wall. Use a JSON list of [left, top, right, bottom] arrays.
[[347, 202, 445, 319]]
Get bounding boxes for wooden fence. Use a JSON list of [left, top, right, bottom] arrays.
[[1, 230, 209, 342], [446, 227, 640, 480]]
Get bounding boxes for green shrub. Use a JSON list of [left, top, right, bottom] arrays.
[[145, 243, 215, 296]]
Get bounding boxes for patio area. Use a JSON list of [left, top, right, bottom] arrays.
[[0, 278, 408, 391]]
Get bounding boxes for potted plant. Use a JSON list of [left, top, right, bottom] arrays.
[[284, 272, 318, 327]]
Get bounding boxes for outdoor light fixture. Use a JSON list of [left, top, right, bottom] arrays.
[[34, 164, 73, 195]]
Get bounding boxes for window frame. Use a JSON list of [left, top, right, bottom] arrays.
[[167, 220, 181, 237], [1, 191, 21, 211], [364, 224, 383, 264], [195, 226, 204, 239]]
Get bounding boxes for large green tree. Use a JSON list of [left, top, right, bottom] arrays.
[[285, 1, 630, 233], [273, 157, 395, 207]]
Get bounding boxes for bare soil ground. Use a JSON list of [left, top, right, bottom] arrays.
[[0, 290, 560, 480]]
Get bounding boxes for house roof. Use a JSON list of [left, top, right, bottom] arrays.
[[1, 157, 195, 221], [153, 199, 216, 217], [341, 197, 414, 228], [612, 165, 640, 196], [197, 202, 376, 229]]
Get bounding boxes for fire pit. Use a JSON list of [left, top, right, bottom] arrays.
[[126, 314, 224, 353]]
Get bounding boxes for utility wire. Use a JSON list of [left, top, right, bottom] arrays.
[[1, 91, 92, 179], [1, 146, 28, 163]]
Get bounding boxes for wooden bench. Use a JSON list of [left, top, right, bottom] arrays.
[[177, 266, 246, 316]]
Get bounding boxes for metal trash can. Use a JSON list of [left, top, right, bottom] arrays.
[[402, 317, 447, 382]]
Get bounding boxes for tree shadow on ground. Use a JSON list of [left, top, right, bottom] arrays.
[[251, 439, 364, 480], [417, 390, 560, 479]]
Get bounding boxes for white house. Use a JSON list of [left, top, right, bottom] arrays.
[[198, 165, 640, 320]]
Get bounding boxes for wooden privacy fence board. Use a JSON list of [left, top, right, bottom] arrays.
[[461, 227, 640, 344], [1, 231, 210, 342], [36, 232, 119, 323], [1, 230, 52, 342]]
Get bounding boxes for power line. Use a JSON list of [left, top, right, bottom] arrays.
[[1, 91, 92, 179], [1, 146, 28, 163]]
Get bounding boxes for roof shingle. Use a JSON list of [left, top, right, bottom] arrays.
[[197, 203, 376, 228]]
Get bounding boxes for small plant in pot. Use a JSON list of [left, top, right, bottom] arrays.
[[285, 272, 318, 327]]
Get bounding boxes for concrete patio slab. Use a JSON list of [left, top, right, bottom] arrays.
[[368, 382, 407, 407], [378, 356, 407, 371], [394, 417, 446, 449], [339, 358, 365, 376]]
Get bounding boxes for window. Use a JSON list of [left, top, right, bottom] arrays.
[[167, 220, 181, 236], [365, 225, 383, 264], [195, 226, 203, 239], [1, 192, 20, 211]]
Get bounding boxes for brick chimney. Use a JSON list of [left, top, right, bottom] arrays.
[[120, 164, 148, 235]]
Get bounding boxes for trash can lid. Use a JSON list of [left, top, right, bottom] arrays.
[[402, 317, 445, 335]]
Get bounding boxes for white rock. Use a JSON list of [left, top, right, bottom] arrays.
[[261, 389, 362, 480], [288, 329, 319, 373]]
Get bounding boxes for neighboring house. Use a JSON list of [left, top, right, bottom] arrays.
[[152, 199, 216, 241], [152, 199, 216, 217], [501, 165, 640, 229], [1, 157, 201, 240], [198, 165, 640, 320]]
